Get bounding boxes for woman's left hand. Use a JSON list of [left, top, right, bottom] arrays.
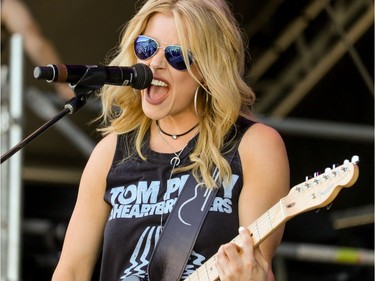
[[215, 226, 269, 281]]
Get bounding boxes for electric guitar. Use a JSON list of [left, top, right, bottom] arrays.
[[126, 156, 360, 281]]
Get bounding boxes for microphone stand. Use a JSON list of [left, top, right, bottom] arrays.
[[0, 68, 106, 164]]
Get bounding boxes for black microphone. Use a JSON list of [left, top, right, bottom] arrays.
[[33, 63, 153, 90]]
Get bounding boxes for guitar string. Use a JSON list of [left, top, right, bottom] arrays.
[[186, 167, 346, 280], [185, 208, 282, 280], [187, 203, 288, 281], [247, 167, 344, 243], [188, 179, 344, 281]]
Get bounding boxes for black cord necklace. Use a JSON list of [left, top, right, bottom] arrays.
[[156, 120, 199, 140]]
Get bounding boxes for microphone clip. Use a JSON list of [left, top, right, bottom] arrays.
[[65, 67, 105, 114]]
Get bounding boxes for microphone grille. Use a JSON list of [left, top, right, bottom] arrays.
[[131, 63, 153, 90]]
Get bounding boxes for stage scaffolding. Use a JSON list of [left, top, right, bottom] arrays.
[[1, 34, 24, 281], [1, 1, 374, 276]]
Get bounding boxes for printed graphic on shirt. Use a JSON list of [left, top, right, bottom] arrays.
[[182, 250, 206, 279], [121, 226, 161, 278], [109, 175, 189, 220], [109, 173, 239, 279]]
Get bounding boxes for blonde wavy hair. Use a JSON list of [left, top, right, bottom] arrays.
[[98, 0, 256, 188]]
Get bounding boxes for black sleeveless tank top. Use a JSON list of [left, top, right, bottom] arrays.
[[100, 118, 255, 281]]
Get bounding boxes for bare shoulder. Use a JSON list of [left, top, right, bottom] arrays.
[[237, 123, 290, 263], [239, 122, 286, 156], [94, 132, 117, 155], [83, 133, 118, 178], [238, 122, 289, 192]]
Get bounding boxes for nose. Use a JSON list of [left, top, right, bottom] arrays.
[[149, 48, 167, 70]]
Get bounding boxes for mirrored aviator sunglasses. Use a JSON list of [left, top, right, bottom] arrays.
[[134, 35, 193, 71]]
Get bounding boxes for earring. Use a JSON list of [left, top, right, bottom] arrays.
[[194, 85, 208, 117]]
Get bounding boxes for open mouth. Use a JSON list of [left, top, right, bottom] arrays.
[[145, 79, 170, 105], [151, 79, 168, 87]]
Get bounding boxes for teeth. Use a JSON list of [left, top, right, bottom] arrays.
[[151, 79, 168, 87]]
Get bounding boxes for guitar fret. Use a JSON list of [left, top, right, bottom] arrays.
[[279, 199, 286, 218], [184, 160, 358, 281], [255, 220, 261, 241], [204, 261, 210, 280], [267, 210, 273, 230], [188, 199, 293, 280], [247, 202, 287, 246]]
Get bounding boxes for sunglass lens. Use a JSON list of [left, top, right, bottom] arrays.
[[134, 36, 158, 60], [165, 46, 192, 70]]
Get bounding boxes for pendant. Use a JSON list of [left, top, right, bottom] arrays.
[[170, 156, 181, 166], [172, 135, 177, 140]]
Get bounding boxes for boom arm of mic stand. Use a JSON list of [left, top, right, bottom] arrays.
[[0, 82, 102, 164]]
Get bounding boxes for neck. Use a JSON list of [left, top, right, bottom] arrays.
[[149, 120, 199, 155], [156, 120, 199, 140]]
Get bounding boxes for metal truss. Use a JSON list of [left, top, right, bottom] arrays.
[[246, 0, 374, 117]]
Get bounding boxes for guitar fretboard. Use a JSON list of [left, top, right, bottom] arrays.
[[185, 199, 288, 281]]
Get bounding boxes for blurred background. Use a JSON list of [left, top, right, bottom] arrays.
[[1, 0, 373, 280]]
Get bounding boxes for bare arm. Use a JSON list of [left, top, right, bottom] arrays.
[[52, 133, 117, 281], [238, 123, 290, 279], [215, 123, 290, 281], [1, 0, 74, 100]]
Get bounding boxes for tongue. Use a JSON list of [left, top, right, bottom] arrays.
[[148, 85, 169, 103]]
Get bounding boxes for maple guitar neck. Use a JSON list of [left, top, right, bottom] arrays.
[[185, 156, 360, 281], [185, 198, 287, 280], [124, 156, 359, 281]]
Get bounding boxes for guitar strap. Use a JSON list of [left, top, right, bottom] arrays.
[[147, 148, 237, 281]]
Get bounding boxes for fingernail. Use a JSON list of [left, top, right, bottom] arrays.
[[238, 226, 246, 233]]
